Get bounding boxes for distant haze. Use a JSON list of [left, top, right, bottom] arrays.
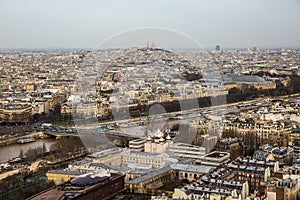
[[0, 0, 300, 49]]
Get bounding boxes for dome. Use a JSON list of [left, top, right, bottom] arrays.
[[266, 153, 275, 162], [166, 134, 171, 140], [147, 135, 152, 141], [153, 129, 164, 138], [159, 137, 165, 143]]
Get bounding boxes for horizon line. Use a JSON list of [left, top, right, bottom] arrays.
[[1, 46, 300, 51]]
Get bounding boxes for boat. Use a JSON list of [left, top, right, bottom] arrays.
[[16, 138, 36, 144]]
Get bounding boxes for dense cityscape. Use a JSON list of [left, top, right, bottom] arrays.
[[1, 0, 300, 199], [0, 46, 300, 200]]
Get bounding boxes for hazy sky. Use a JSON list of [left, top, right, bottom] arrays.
[[1, 0, 300, 49]]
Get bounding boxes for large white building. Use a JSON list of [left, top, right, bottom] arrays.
[[169, 142, 206, 160], [143, 129, 206, 160], [129, 138, 147, 151]]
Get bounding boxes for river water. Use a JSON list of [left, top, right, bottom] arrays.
[[0, 138, 57, 163]]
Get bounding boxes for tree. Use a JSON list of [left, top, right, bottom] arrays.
[[17, 184, 24, 198], [46, 154, 55, 162], [19, 149, 24, 159], [42, 142, 46, 155]]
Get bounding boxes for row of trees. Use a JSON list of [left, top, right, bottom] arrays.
[[46, 137, 85, 161], [17, 137, 85, 163], [19, 143, 47, 162]]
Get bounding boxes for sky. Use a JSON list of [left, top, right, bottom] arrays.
[[0, 0, 300, 49]]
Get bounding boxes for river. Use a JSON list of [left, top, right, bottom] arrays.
[[0, 138, 57, 163]]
